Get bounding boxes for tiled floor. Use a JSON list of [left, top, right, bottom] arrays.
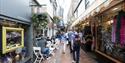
[[43, 44, 97, 63]]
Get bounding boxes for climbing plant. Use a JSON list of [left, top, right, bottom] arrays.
[[53, 16, 60, 24], [31, 13, 49, 37], [32, 13, 48, 30]]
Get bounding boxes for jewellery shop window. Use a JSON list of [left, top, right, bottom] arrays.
[[97, 11, 125, 62]]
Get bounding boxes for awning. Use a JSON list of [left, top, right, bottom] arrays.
[[71, 0, 124, 28], [0, 14, 31, 25]]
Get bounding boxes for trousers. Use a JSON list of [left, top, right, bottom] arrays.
[[73, 43, 80, 63]]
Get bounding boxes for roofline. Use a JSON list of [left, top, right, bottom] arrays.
[[74, 0, 83, 13], [33, 0, 41, 6]]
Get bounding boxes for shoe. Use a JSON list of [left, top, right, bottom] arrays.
[[70, 49, 73, 53], [72, 60, 75, 63], [62, 52, 65, 54], [46, 57, 51, 60]]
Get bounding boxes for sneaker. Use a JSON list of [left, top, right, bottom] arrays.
[[70, 50, 72, 53], [46, 57, 51, 60], [62, 52, 65, 54], [72, 60, 75, 63]]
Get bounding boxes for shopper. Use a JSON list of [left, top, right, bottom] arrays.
[[68, 30, 75, 53], [72, 32, 81, 63], [55, 31, 62, 42], [65, 31, 69, 45], [61, 31, 67, 54]]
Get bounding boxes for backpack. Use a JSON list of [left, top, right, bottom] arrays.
[[74, 34, 81, 45]]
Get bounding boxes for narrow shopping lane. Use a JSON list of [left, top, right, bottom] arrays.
[[43, 44, 97, 63]]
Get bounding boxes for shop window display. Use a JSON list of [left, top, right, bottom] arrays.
[[83, 26, 93, 52], [97, 11, 125, 62], [6, 30, 21, 48], [0, 20, 31, 62], [2, 27, 24, 54], [0, 27, 24, 62]]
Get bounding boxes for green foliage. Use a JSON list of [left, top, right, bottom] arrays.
[[53, 16, 60, 24], [31, 13, 48, 29]]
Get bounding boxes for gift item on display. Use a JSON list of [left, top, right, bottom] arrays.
[[2, 27, 24, 54], [15, 54, 20, 61], [116, 11, 125, 47], [15, 48, 22, 54], [97, 26, 102, 50], [6, 56, 13, 63], [97, 10, 125, 62], [21, 47, 26, 59], [6, 30, 22, 48], [112, 16, 116, 43], [3, 56, 8, 63], [120, 16, 125, 47], [2, 54, 13, 63]]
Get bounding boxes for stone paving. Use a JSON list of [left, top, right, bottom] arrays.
[[43, 44, 97, 63]]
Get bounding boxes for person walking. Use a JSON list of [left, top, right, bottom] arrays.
[[68, 30, 75, 53], [55, 31, 62, 42], [60, 31, 67, 54], [72, 31, 82, 63], [65, 31, 69, 45]]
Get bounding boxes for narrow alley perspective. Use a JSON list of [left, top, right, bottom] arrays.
[[0, 0, 125, 63], [39, 42, 97, 63]]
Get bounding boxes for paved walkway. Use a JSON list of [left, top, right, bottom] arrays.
[[43, 44, 97, 63]]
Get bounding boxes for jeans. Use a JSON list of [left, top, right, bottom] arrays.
[[42, 48, 50, 57], [73, 43, 80, 63], [69, 41, 72, 53], [63, 42, 67, 53]]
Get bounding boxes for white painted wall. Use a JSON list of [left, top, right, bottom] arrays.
[[63, 0, 72, 24], [55, 0, 72, 24], [37, 0, 53, 17], [47, 1, 53, 17], [77, 0, 85, 17], [36, 0, 54, 38], [71, 0, 107, 27], [56, 0, 63, 17], [39, 6, 47, 13]]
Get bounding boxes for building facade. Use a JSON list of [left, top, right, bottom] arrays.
[[34, 0, 58, 38], [0, 0, 34, 62], [67, 0, 82, 29], [69, 0, 125, 62]]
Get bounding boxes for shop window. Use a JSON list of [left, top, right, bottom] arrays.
[[2, 27, 24, 54], [96, 11, 125, 62]]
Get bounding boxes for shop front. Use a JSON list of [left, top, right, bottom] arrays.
[[75, 18, 94, 52], [75, 0, 125, 62], [94, 0, 125, 62], [0, 17, 33, 63], [0, 0, 34, 62]]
